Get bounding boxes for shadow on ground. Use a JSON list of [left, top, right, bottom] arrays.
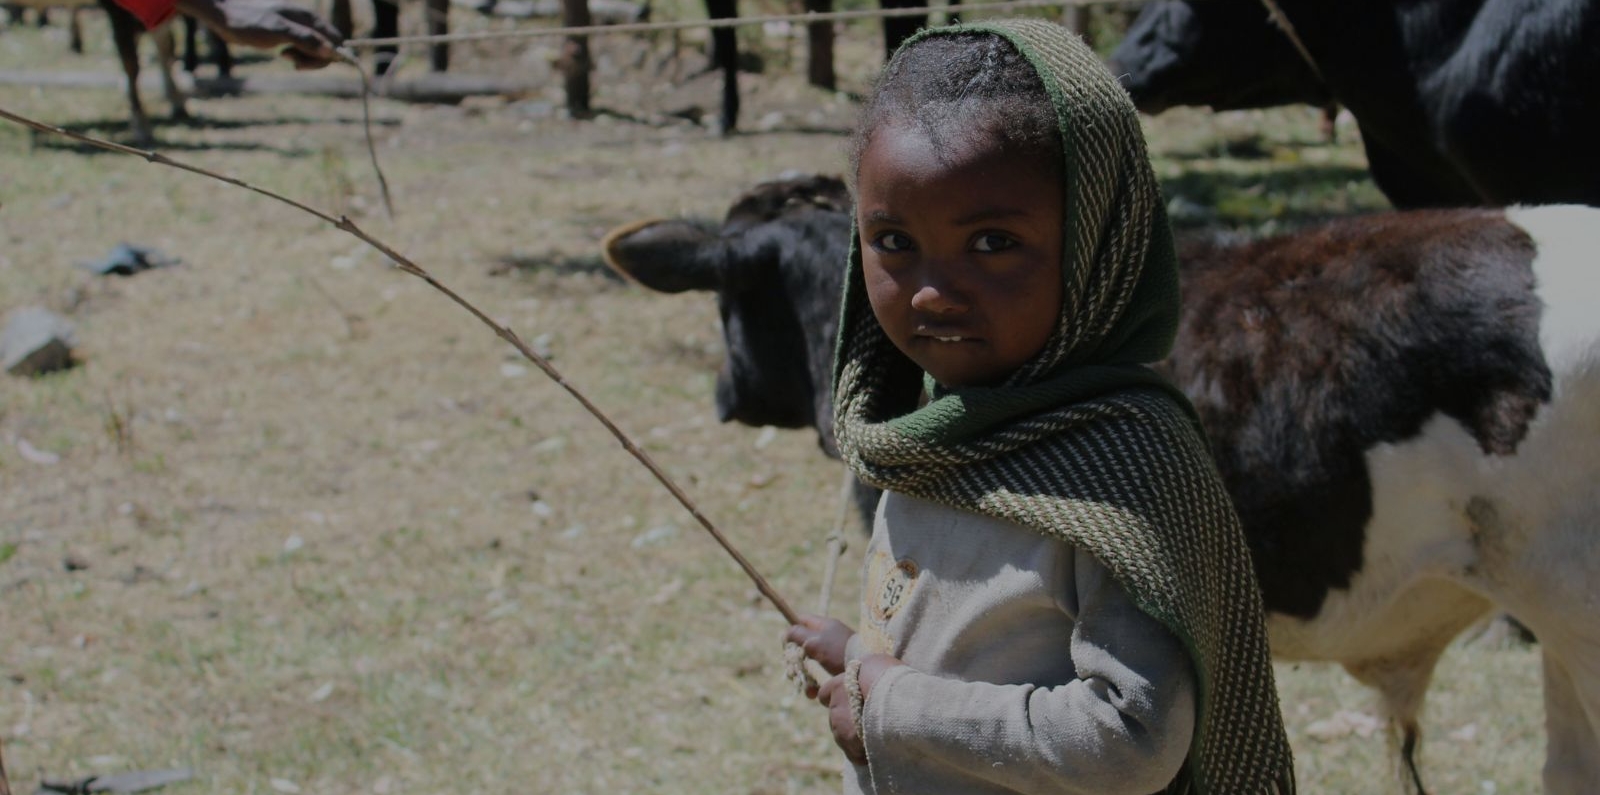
[[491, 252, 626, 283]]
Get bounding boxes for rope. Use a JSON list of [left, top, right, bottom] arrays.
[[344, 0, 1131, 49], [1257, 0, 1323, 82]]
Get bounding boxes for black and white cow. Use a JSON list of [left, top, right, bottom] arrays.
[[1107, 0, 1600, 209], [602, 176, 1600, 794]]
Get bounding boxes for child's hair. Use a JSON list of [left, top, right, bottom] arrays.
[[850, 33, 1062, 179]]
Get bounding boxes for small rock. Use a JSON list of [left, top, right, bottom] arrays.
[[2, 307, 77, 376], [648, 578, 685, 605], [78, 243, 179, 276], [270, 778, 302, 794], [531, 333, 554, 360], [501, 363, 528, 378], [1165, 195, 1216, 225], [756, 111, 786, 132], [1304, 709, 1382, 741], [16, 437, 61, 465], [753, 426, 778, 450], [631, 524, 679, 548], [509, 99, 556, 120]]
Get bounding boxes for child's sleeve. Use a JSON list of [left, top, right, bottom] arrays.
[[853, 550, 1196, 795]]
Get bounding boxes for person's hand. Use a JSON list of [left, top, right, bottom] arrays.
[[785, 614, 856, 697], [817, 654, 903, 765], [178, 0, 345, 70]]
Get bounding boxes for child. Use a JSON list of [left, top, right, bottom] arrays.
[[785, 18, 1295, 795]]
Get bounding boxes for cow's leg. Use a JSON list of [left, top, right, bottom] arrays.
[[181, 14, 201, 72], [4, 5, 24, 25], [1320, 102, 1339, 144], [107, 7, 154, 145], [704, 0, 737, 134], [152, 24, 189, 122], [1540, 651, 1600, 795], [211, 29, 233, 78], [372, 0, 400, 76], [1343, 651, 1446, 795]]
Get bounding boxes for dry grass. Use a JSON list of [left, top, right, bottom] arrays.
[[1, 9, 1543, 794]]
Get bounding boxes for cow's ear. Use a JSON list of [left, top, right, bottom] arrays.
[[602, 218, 728, 294]]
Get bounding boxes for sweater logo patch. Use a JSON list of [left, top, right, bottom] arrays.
[[868, 553, 919, 624]]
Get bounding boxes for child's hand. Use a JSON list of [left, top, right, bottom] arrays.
[[785, 614, 856, 696], [818, 654, 903, 765]]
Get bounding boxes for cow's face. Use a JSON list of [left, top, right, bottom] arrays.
[[603, 176, 852, 447], [1109, 0, 1330, 114]]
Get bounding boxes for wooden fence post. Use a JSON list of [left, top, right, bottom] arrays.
[[1063, 4, 1092, 50], [426, 0, 450, 71], [706, 0, 739, 133], [560, 0, 594, 117], [804, 0, 835, 91]]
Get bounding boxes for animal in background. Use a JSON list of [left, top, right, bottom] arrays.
[[604, 175, 1600, 794], [3, 0, 94, 53], [1107, 0, 1600, 209], [99, 0, 189, 145]]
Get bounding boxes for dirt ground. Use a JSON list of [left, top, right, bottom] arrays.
[[1, 7, 1545, 794]]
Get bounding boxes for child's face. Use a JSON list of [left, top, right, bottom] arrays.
[[855, 124, 1064, 388]]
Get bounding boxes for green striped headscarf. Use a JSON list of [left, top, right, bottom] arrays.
[[833, 18, 1295, 794]]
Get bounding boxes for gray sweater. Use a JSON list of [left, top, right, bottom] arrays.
[[842, 492, 1197, 795]]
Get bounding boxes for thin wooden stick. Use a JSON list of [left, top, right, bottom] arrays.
[[335, 51, 396, 220], [0, 735, 12, 795], [0, 105, 801, 626]]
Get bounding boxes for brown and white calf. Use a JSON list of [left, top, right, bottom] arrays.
[[602, 177, 1600, 794]]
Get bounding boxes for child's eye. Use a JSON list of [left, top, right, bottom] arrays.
[[872, 232, 915, 252], [972, 234, 1018, 253]]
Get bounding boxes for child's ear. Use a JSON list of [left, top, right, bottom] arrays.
[[601, 218, 730, 294]]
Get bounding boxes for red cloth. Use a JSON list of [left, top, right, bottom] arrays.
[[111, 0, 179, 29]]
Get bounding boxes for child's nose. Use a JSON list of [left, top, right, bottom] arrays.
[[910, 281, 967, 315]]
